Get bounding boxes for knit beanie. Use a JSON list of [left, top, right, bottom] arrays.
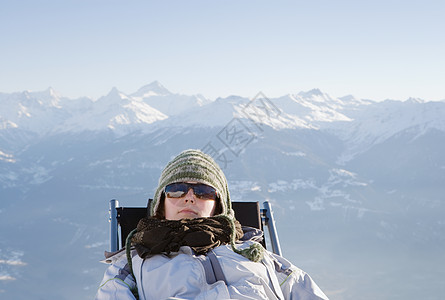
[[151, 149, 234, 220]]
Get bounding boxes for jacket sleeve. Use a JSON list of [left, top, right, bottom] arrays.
[[95, 251, 137, 300], [267, 252, 329, 300]]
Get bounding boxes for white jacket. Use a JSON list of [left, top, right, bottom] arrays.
[[96, 238, 328, 299]]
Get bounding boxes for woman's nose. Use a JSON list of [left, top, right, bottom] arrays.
[[183, 188, 196, 203]]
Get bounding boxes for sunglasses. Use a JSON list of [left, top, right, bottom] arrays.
[[164, 182, 217, 200]]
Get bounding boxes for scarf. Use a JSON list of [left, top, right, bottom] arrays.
[[131, 215, 244, 258]]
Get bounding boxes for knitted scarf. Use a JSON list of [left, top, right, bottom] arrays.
[[131, 215, 244, 258]]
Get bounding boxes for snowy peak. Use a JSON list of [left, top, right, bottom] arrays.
[[13, 89, 50, 108], [272, 93, 351, 127], [331, 96, 445, 164], [60, 87, 167, 134], [298, 88, 324, 97], [405, 97, 425, 104], [338, 95, 373, 106], [92, 87, 133, 115], [42, 86, 61, 99], [131, 81, 171, 97], [294, 89, 350, 112], [0, 87, 68, 134], [22, 87, 62, 107], [296, 88, 333, 103], [101, 87, 131, 102], [0, 85, 170, 136], [132, 82, 211, 117]]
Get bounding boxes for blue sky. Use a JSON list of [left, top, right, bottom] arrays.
[[1, 0, 444, 101]]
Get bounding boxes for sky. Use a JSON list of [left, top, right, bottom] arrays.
[[1, 0, 444, 102]]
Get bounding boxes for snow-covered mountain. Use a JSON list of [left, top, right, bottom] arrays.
[[2, 82, 445, 142], [1, 82, 444, 299], [131, 81, 211, 116], [0, 88, 69, 135], [0, 81, 209, 138], [58, 87, 168, 135]]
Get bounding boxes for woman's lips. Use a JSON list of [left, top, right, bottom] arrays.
[[179, 209, 198, 215]]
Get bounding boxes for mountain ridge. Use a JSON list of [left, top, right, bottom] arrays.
[[2, 82, 445, 156]]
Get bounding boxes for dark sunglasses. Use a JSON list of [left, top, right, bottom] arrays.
[[164, 182, 217, 200]]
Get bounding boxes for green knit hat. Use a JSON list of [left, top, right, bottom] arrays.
[[151, 149, 234, 219]]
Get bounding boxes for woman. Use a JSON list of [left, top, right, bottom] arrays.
[[96, 149, 329, 299]]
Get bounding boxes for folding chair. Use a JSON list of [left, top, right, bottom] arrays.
[[109, 199, 282, 256]]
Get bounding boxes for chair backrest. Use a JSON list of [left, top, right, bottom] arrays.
[[110, 199, 282, 255], [115, 206, 149, 249]]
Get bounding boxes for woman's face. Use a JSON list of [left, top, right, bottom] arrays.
[[164, 182, 217, 220]]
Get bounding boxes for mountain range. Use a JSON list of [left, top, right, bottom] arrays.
[[1, 82, 444, 299]]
